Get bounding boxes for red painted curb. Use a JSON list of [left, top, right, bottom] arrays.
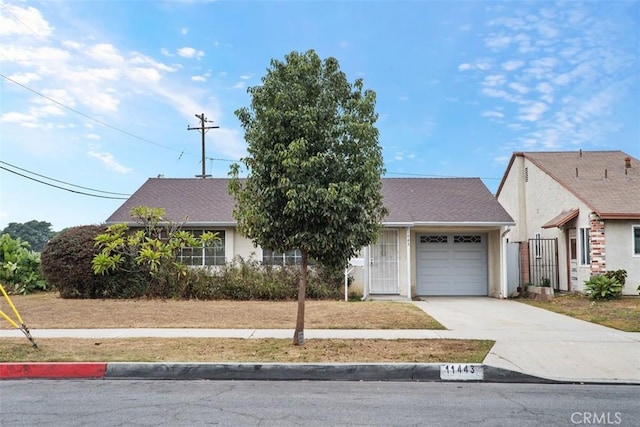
[[0, 363, 107, 379]]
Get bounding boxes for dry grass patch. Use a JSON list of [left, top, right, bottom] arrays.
[[0, 338, 493, 363], [520, 294, 640, 332], [1, 292, 444, 330]]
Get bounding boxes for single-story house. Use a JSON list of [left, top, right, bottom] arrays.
[[106, 177, 515, 299], [496, 150, 640, 295]]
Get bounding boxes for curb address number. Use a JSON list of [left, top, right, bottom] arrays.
[[440, 364, 484, 381]]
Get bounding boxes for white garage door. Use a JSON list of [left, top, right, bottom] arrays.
[[417, 234, 487, 296]]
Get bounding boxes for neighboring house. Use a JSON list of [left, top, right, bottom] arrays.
[[497, 151, 640, 295], [106, 177, 514, 299]]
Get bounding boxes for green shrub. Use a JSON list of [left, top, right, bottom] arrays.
[[583, 274, 623, 301], [0, 233, 47, 294], [604, 269, 627, 286], [191, 256, 343, 300]]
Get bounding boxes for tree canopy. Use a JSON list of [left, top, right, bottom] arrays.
[[229, 49, 387, 344], [1, 220, 56, 252]]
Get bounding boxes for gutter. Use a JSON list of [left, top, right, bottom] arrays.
[[382, 221, 516, 227], [105, 221, 238, 227]]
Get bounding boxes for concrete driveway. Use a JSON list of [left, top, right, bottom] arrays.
[[413, 298, 640, 383]]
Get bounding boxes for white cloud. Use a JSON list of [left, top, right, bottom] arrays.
[[7, 72, 41, 84], [181, 27, 189, 35], [85, 133, 101, 140], [482, 74, 506, 87], [128, 67, 162, 83], [518, 102, 548, 122], [82, 91, 120, 113], [177, 47, 204, 59], [509, 82, 529, 94], [458, 62, 491, 71], [192, 75, 206, 82], [1, 111, 37, 125], [240, 75, 251, 80], [501, 60, 524, 71], [87, 149, 131, 174], [484, 34, 512, 50], [129, 53, 177, 72], [482, 110, 504, 118], [160, 48, 172, 57], [232, 81, 245, 89], [0, 3, 53, 37], [87, 43, 124, 65]]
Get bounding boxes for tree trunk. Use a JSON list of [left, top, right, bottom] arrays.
[[293, 249, 308, 345]]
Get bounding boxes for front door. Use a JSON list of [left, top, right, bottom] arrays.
[[568, 229, 578, 291], [369, 229, 399, 294]]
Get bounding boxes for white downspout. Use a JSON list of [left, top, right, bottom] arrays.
[[500, 226, 512, 299], [362, 246, 370, 301], [406, 227, 412, 300]]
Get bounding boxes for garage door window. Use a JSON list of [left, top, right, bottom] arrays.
[[420, 235, 448, 243], [454, 235, 482, 243]]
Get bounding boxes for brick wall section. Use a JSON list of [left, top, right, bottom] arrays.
[[519, 241, 530, 284], [589, 213, 606, 275]]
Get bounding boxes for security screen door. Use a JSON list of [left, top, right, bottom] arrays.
[[369, 229, 399, 294]]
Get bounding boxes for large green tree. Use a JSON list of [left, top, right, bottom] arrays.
[[1, 220, 56, 252], [229, 50, 387, 345]]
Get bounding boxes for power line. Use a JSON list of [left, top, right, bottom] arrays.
[[0, 72, 185, 152], [0, 160, 131, 195], [0, 2, 47, 39], [0, 166, 129, 200], [385, 171, 501, 180]]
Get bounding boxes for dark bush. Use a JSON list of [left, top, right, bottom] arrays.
[[40, 225, 150, 298]]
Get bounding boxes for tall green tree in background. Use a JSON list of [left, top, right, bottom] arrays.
[[1, 220, 56, 252], [229, 50, 387, 345]]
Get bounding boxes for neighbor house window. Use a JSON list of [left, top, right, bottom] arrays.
[[262, 249, 303, 266], [633, 226, 640, 256], [178, 230, 225, 266], [579, 227, 590, 265]]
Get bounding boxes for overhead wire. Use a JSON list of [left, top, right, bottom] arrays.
[[0, 160, 131, 196], [1, 7, 500, 184], [0, 166, 129, 200]]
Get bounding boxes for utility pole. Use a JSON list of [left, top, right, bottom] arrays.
[[188, 113, 219, 178]]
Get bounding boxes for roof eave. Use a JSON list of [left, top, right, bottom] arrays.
[[597, 213, 640, 220], [105, 221, 238, 227], [382, 221, 515, 227]]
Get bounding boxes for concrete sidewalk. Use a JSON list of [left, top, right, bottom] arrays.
[[1, 298, 638, 383]]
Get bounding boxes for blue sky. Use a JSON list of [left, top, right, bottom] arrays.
[[1, 0, 638, 231]]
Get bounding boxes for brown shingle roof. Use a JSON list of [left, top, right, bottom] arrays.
[[498, 151, 640, 219], [542, 209, 579, 229], [106, 177, 514, 226]]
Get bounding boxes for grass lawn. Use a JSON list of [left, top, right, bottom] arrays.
[[1, 292, 443, 329], [0, 338, 494, 363], [520, 294, 640, 332], [0, 292, 496, 363]]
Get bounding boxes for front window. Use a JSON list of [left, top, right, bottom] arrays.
[[262, 249, 303, 266], [633, 226, 640, 256], [179, 230, 225, 266], [579, 227, 590, 265]]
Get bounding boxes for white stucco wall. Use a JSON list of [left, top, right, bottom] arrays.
[[498, 157, 528, 242], [603, 221, 640, 294], [499, 157, 597, 291]]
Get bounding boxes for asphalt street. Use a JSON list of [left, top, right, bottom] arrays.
[[2, 380, 639, 426]]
